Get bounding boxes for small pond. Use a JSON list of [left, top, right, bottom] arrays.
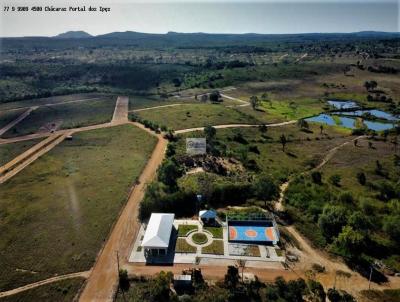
[[307, 100, 398, 131], [331, 109, 399, 121]]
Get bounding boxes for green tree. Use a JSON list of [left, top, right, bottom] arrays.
[[383, 215, 400, 241], [335, 226, 366, 258], [250, 95, 261, 110], [329, 174, 341, 187], [224, 266, 239, 290], [209, 91, 221, 102], [348, 211, 371, 231], [253, 175, 279, 208], [204, 125, 217, 141], [280, 134, 287, 152], [307, 279, 326, 302], [311, 171, 322, 184], [297, 119, 309, 129], [364, 81, 371, 91], [158, 159, 183, 190], [356, 172, 366, 185], [118, 269, 130, 291], [149, 271, 173, 302], [318, 205, 348, 241], [327, 288, 355, 302]]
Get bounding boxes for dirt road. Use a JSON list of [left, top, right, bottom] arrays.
[[0, 132, 71, 184], [1, 97, 101, 113], [220, 93, 249, 107], [175, 120, 296, 134], [130, 103, 183, 112], [0, 271, 90, 298], [112, 96, 129, 123], [79, 123, 167, 302], [0, 122, 113, 145], [0, 107, 37, 137], [128, 263, 301, 282]]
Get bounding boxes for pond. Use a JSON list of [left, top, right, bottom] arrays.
[[307, 114, 356, 129], [332, 109, 399, 121], [307, 99, 399, 131]]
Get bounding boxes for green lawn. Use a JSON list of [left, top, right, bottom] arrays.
[[0, 139, 42, 166], [175, 238, 196, 253], [204, 227, 223, 239], [0, 278, 85, 302], [192, 233, 208, 245], [0, 109, 25, 129], [201, 240, 224, 255], [2, 97, 116, 138], [134, 103, 259, 130], [177, 224, 198, 237], [0, 124, 157, 291]]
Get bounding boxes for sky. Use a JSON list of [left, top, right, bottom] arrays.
[[0, 0, 399, 37]]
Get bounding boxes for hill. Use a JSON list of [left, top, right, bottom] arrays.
[[54, 31, 92, 39]]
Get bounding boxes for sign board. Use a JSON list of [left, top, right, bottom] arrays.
[[186, 138, 206, 155]]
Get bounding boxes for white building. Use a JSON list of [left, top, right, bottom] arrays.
[[141, 213, 175, 256]]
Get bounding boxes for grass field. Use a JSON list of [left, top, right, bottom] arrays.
[[175, 123, 352, 181], [204, 227, 223, 239], [2, 98, 116, 138], [201, 240, 224, 255], [128, 95, 198, 110], [0, 124, 157, 291], [0, 139, 43, 166], [177, 224, 198, 237], [134, 103, 259, 130], [0, 109, 26, 129], [320, 138, 397, 198], [175, 238, 196, 253], [0, 278, 85, 302]]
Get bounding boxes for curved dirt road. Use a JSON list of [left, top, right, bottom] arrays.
[[175, 120, 296, 134], [0, 271, 90, 298]]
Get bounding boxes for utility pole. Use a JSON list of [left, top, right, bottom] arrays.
[[333, 270, 337, 289], [368, 266, 373, 290], [116, 250, 126, 302]]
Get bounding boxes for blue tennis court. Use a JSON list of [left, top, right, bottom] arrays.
[[229, 225, 276, 242]]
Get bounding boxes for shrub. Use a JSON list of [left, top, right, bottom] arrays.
[[356, 172, 366, 185], [311, 171, 322, 184], [329, 174, 341, 186]]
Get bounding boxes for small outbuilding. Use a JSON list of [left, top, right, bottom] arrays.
[[141, 213, 175, 257], [199, 209, 216, 225]]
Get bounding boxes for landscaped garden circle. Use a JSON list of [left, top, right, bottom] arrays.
[[192, 232, 208, 245]]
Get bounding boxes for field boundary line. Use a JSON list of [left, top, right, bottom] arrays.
[[0, 106, 38, 137], [0, 132, 72, 184]]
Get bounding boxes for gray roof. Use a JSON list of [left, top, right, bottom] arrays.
[[141, 213, 175, 249]]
